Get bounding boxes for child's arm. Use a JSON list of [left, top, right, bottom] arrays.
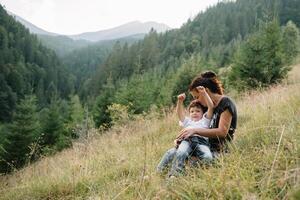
[[176, 93, 186, 122], [197, 86, 214, 119]]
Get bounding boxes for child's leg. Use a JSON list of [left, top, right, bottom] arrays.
[[156, 147, 176, 173], [169, 140, 192, 176]]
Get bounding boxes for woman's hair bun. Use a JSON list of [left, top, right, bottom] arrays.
[[201, 71, 217, 79]]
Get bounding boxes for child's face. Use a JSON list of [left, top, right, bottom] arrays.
[[189, 107, 203, 121]]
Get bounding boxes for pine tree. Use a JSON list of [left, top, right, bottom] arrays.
[[67, 95, 84, 138], [40, 100, 71, 151], [42, 104, 61, 146], [282, 21, 299, 65], [229, 20, 288, 90], [1, 95, 40, 171], [93, 76, 115, 128]]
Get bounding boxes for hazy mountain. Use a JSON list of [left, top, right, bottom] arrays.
[[69, 21, 171, 41], [37, 35, 91, 56], [8, 11, 171, 42], [37, 33, 145, 57], [7, 11, 58, 36]]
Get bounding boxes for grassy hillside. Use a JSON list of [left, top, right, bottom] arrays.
[[0, 64, 299, 199]]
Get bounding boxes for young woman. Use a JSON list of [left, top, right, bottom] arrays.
[[157, 71, 237, 176], [178, 71, 237, 154]]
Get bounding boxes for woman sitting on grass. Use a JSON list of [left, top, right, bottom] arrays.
[[157, 71, 237, 176], [179, 71, 237, 155], [157, 86, 215, 177]]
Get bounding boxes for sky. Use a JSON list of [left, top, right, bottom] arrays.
[[0, 0, 220, 35]]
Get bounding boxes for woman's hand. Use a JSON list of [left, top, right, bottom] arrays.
[[196, 86, 206, 94], [176, 128, 196, 140]]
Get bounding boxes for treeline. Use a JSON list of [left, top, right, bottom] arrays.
[[62, 37, 142, 100], [0, 94, 91, 172], [91, 20, 299, 127], [88, 0, 300, 127], [37, 35, 91, 57], [69, 0, 300, 105], [0, 5, 91, 172], [228, 20, 299, 90], [0, 5, 75, 122]]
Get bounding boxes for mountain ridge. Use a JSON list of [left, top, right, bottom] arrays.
[[7, 11, 171, 42], [7, 10, 58, 36], [69, 20, 171, 41]]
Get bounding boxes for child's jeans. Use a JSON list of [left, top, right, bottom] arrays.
[[157, 137, 213, 176], [157, 140, 191, 176]]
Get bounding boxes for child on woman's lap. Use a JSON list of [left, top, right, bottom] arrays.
[[174, 87, 213, 161], [156, 86, 214, 176]]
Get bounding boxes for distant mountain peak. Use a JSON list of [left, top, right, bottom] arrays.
[[69, 21, 171, 42], [7, 10, 58, 36]]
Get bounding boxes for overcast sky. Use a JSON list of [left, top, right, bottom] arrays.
[[0, 0, 220, 35]]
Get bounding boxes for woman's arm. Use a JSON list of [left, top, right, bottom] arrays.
[[177, 109, 233, 139], [197, 86, 214, 119]]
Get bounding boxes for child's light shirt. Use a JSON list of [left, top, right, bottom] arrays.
[[179, 113, 211, 140]]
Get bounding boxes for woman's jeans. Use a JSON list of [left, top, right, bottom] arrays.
[[157, 139, 213, 176]]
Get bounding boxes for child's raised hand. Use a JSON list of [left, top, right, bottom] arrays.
[[177, 93, 186, 101]]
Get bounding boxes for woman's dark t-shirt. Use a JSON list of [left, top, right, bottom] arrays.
[[209, 96, 237, 152]]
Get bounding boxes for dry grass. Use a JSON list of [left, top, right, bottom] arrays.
[[0, 64, 299, 200]]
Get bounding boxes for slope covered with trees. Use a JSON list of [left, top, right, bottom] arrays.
[[37, 35, 91, 57], [61, 36, 144, 100], [0, 5, 75, 122], [89, 0, 300, 128], [0, 5, 88, 172]]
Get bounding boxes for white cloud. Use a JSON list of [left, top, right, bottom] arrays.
[[0, 0, 219, 35]]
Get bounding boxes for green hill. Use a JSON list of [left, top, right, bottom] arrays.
[[0, 5, 73, 122], [0, 63, 299, 199]]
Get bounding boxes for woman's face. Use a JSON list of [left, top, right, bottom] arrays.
[[190, 89, 207, 106]]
